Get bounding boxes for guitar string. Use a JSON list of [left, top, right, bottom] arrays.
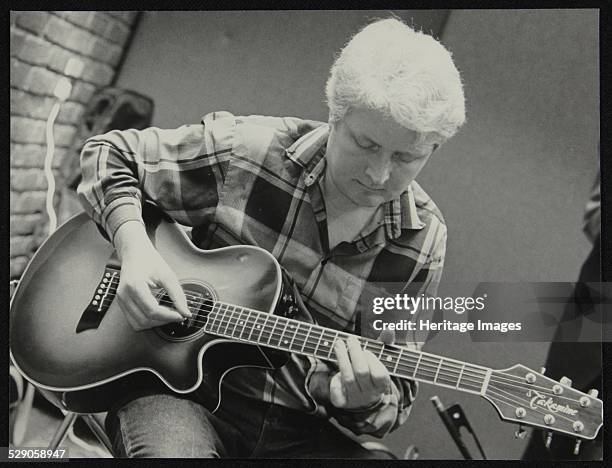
[[98, 280, 583, 397], [484, 387, 577, 429], [485, 377, 584, 404], [175, 301, 489, 389], [205, 305, 586, 400], [486, 373, 587, 399], [486, 384, 578, 425], [96, 288, 486, 390], [98, 280, 488, 381], [97, 283, 574, 396], [205, 300, 598, 397]]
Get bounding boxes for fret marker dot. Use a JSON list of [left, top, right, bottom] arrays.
[[240, 321, 244, 325], [324, 341, 329, 346], [284, 340, 288, 344], [256, 325, 261, 329], [387, 356, 392, 361]]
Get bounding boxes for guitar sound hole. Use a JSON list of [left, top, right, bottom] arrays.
[[156, 281, 214, 342]]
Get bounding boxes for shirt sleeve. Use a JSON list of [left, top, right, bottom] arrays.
[[77, 111, 236, 243], [303, 223, 447, 438]]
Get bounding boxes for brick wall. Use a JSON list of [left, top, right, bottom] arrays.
[[10, 11, 140, 279]]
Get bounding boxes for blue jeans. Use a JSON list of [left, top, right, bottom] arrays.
[[105, 385, 390, 458]]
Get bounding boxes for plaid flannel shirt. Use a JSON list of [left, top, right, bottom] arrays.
[[78, 111, 447, 437]]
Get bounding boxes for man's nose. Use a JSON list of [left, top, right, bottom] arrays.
[[364, 153, 392, 186]]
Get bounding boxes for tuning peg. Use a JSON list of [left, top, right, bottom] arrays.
[[544, 431, 553, 449], [514, 425, 526, 439], [588, 388, 599, 398], [539, 366, 546, 374], [573, 439, 582, 456], [560, 376, 572, 387]]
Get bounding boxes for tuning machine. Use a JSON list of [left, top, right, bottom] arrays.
[[544, 431, 553, 449], [573, 439, 582, 456], [514, 425, 526, 439], [559, 376, 573, 387]]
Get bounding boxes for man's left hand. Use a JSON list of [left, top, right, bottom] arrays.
[[329, 335, 392, 410]]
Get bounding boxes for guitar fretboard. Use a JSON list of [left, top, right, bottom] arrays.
[[204, 301, 490, 395]]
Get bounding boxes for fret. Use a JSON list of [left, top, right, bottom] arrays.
[[232, 307, 244, 338], [412, 353, 423, 378], [393, 348, 403, 374], [223, 306, 236, 337], [313, 328, 324, 356], [300, 325, 312, 353], [239, 309, 252, 340], [223, 305, 231, 336], [362, 341, 368, 352], [229, 307, 239, 338], [257, 314, 271, 343], [288, 322, 300, 350], [246, 311, 260, 342], [326, 331, 340, 359], [456, 363, 465, 389], [277, 318, 290, 348], [433, 358, 443, 384], [266, 316, 280, 345], [382, 348, 395, 368], [203, 302, 215, 334], [229, 308, 242, 338], [215, 304, 225, 336], [225, 306, 236, 338]]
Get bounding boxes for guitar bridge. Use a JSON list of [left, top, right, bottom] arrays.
[[76, 267, 120, 333]]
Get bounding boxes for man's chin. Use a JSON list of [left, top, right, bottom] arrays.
[[354, 191, 389, 207]]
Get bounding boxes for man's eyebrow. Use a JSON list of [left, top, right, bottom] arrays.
[[348, 124, 435, 156], [348, 126, 379, 146]]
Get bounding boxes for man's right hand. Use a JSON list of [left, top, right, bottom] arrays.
[[113, 220, 191, 331]]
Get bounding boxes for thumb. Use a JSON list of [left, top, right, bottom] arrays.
[[378, 328, 396, 345]]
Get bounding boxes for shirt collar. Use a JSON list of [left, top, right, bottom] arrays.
[[285, 124, 425, 241]]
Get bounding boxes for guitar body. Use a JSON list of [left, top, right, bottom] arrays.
[[10, 207, 285, 413]]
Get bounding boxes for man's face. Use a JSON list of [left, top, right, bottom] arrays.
[[325, 107, 439, 207]]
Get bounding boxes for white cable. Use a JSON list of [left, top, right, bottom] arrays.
[[45, 75, 113, 457], [44, 101, 61, 235]]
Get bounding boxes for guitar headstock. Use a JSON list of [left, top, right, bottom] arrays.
[[483, 364, 602, 446]]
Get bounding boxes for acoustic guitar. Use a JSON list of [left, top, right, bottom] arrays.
[[9, 206, 603, 448]]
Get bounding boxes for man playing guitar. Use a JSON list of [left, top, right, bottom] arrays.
[[77, 17, 465, 458]]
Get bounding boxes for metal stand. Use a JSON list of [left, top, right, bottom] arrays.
[[431, 396, 486, 460]]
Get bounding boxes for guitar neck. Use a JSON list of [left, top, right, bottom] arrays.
[[204, 301, 491, 396]]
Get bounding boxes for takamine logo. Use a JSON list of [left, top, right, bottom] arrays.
[[529, 390, 577, 416]]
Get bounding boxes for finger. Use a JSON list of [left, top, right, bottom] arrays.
[[346, 336, 372, 393], [150, 305, 186, 324], [118, 294, 150, 331], [127, 282, 183, 326], [334, 339, 358, 393], [159, 272, 191, 318], [126, 280, 163, 319], [378, 328, 396, 345], [329, 372, 348, 408], [364, 350, 391, 392]]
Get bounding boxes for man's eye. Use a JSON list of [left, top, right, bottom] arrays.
[[355, 139, 377, 151], [396, 153, 419, 163]]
